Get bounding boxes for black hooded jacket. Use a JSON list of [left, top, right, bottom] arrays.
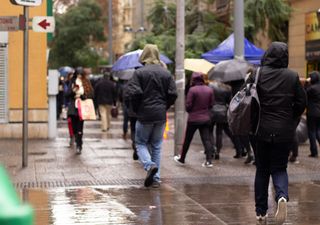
[[252, 42, 306, 142], [306, 71, 320, 117]]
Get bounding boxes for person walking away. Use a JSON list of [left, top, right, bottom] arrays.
[[64, 72, 75, 147], [66, 67, 94, 154], [118, 79, 130, 139], [249, 42, 306, 224], [305, 71, 320, 158], [209, 80, 237, 160], [94, 73, 117, 132], [126, 44, 177, 188], [174, 72, 215, 167]]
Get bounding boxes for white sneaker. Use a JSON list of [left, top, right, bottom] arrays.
[[173, 155, 185, 166], [202, 161, 213, 168], [275, 197, 287, 225]]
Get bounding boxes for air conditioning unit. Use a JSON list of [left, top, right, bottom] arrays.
[[0, 32, 8, 44]]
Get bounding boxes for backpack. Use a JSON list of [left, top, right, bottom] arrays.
[[227, 68, 261, 135]]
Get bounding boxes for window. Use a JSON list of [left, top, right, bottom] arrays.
[[0, 44, 8, 123]]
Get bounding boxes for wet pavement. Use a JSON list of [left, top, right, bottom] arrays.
[[1, 113, 320, 224]]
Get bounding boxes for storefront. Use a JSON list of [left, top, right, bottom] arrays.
[[305, 10, 320, 75]]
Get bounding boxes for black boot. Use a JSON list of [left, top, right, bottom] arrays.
[[75, 133, 83, 154], [244, 155, 253, 164], [132, 142, 138, 160]]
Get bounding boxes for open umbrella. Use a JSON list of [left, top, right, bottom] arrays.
[[112, 69, 135, 80], [184, 58, 215, 74], [208, 59, 250, 82], [112, 49, 172, 71], [58, 66, 73, 77]]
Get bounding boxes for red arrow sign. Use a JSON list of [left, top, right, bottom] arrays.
[[38, 19, 50, 30]]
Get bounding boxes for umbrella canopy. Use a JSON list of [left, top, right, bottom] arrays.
[[208, 59, 250, 82], [202, 33, 265, 65], [184, 58, 215, 74], [112, 49, 172, 71], [112, 69, 135, 80], [58, 66, 74, 77]]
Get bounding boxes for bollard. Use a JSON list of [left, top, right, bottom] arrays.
[[0, 166, 33, 225]]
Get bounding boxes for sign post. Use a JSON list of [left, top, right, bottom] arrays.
[[22, 6, 29, 168]]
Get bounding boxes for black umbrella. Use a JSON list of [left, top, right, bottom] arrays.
[[208, 59, 250, 82]]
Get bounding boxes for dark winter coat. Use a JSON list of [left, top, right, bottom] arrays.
[[125, 45, 177, 123], [94, 78, 117, 106], [186, 73, 214, 123], [249, 42, 306, 142], [208, 81, 232, 123], [306, 71, 320, 117]]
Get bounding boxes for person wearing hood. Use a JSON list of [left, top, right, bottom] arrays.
[[126, 44, 177, 188], [174, 72, 215, 168], [305, 71, 320, 158], [247, 42, 306, 224]]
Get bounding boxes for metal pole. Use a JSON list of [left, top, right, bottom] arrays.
[[174, 0, 185, 156], [141, 0, 144, 29], [22, 6, 29, 167], [234, 0, 244, 59], [108, 0, 113, 65]]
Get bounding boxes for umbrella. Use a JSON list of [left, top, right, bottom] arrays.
[[58, 66, 74, 77], [184, 58, 215, 74], [208, 59, 250, 82], [112, 69, 135, 80], [112, 49, 172, 71]]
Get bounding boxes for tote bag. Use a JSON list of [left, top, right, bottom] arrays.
[[76, 99, 97, 121]]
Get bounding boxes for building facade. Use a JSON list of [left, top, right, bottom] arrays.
[[288, 0, 320, 77], [0, 1, 49, 138]]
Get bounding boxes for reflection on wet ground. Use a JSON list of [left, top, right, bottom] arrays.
[[23, 181, 320, 225]]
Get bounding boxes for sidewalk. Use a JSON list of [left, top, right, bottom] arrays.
[[1, 120, 319, 187]]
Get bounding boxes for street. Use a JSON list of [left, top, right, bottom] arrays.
[[1, 114, 320, 225]]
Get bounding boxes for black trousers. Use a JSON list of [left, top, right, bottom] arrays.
[[255, 140, 290, 215], [307, 116, 320, 156], [70, 115, 84, 148], [180, 122, 214, 163], [129, 117, 137, 150]]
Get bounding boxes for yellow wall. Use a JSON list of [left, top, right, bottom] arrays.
[[0, 1, 48, 109], [289, 0, 320, 77]]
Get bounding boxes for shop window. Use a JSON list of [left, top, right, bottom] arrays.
[[0, 44, 8, 123]]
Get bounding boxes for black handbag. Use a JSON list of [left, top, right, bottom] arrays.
[[111, 105, 118, 118]]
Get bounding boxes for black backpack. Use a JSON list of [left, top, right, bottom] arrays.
[[227, 68, 261, 135]]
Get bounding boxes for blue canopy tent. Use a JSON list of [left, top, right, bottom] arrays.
[[201, 33, 265, 65]]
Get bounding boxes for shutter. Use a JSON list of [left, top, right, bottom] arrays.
[[0, 44, 8, 123]]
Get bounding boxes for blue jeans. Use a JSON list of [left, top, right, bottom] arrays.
[[255, 140, 290, 215], [135, 121, 166, 182]]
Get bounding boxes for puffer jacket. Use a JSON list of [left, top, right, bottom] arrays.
[[306, 71, 320, 117], [251, 42, 306, 142], [186, 73, 214, 123], [125, 44, 177, 123]]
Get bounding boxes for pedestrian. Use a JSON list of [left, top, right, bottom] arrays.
[[126, 44, 177, 188], [305, 71, 320, 158], [174, 72, 215, 167], [248, 42, 306, 224], [209, 80, 237, 160], [64, 71, 75, 147], [94, 73, 117, 132], [66, 67, 94, 154], [118, 79, 130, 140]]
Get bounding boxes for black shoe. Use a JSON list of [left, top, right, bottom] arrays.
[[144, 165, 158, 187], [309, 154, 318, 158], [233, 154, 241, 159], [241, 151, 247, 157], [133, 151, 139, 160], [152, 181, 160, 188], [76, 146, 82, 155], [214, 153, 220, 160], [244, 155, 253, 164]]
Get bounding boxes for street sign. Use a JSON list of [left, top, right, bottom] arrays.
[[10, 0, 42, 7], [32, 17, 55, 33], [0, 16, 20, 31]]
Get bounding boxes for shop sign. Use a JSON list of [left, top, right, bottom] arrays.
[[305, 11, 320, 60]]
